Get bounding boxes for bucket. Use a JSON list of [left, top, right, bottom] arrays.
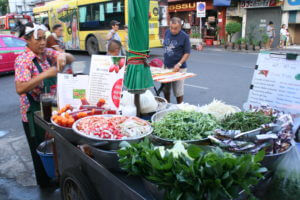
[[205, 39, 213, 46], [36, 139, 55, 178]]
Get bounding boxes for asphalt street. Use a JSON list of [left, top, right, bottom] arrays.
[[0, 47, 258, 200]]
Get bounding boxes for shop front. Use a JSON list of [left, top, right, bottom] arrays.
[[241, 0, 283, 48], [167, 0, 227, 45], [282, 0, 300, 45]]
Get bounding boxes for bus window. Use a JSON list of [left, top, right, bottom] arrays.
[[79, 0, 125, 31]]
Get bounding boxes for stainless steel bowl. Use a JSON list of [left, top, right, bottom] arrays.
[[51, 118, 85, 144], [151, 109, 212, 146], [72, 115, 153, 150]]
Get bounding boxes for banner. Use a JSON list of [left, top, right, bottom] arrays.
[[213, 0, 231, 6]]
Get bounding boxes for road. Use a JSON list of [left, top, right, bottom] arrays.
[[0, 47, 258, 200]]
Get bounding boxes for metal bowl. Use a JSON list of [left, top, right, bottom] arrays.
[[89, 146, 123, 172], [51, 118, 85, 144], [72, 115, 153, 150], [155, 96, 168, 112], [151, 109, 212, 146]]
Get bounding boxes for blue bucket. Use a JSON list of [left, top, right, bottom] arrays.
[[36, 139, 55, 178]]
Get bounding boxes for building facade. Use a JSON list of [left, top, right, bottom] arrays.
[[163, 0, 229, 43], [8, 0, 52, 14]]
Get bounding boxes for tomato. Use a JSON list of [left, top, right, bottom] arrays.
[[118, 58, 125, 69]]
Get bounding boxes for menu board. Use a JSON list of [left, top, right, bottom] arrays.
[[57, 73, 89, 109], [88, 55, 126, 110], [246, 52, 300, 115]]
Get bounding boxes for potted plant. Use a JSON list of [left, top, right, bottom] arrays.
[[261, 33, 269, 49], [225, 22, 242, 48], [240, 38, 247, 50], [236, 38, 242, 50], [190, 33, 202, 46], [253, 40, 260, 51]]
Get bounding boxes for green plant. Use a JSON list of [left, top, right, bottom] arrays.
[[118, 139, 267, 200], [236, 38, 242, 45], [153, 111, 220, 140], [241, 37, 248, 44], [0, 0, 9, 15], [225, 22, 242, 42], [253, 40, 260, 46], [190, 33, 201, 39], [262, 33, 269, 45]]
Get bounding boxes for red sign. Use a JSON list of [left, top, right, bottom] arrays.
[[168, 2, 196, 12]]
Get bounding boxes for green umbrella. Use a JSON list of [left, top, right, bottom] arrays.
[[124, 0, 154, 92]]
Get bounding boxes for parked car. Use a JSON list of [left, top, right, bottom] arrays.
[[0, 35, 26, 73]]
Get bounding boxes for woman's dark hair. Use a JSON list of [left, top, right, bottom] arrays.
[[18, 22, 34, 40], [269, 21, 273, 25], [52, 24, 62, 31]]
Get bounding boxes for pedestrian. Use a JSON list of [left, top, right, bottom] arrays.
[[15, 22, 74, 187], [280, 24, 287, 48], [106, 20, 121, 43], [163, 17, 191, 104], [266, 21, 275, 49], [107, 39, 122, 56], [46, 24, 65, 52], [286, 28, 290, 46]]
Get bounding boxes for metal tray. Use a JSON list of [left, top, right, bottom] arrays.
[[72, 115, 153, 150]]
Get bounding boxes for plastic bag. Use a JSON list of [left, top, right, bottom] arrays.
[[266, 143, 300, 200], [120, 90, 158, 114]]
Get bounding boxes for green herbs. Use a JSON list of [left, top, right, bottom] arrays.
[[153, 111, 220, 140], [118, 139, 267, 200], [221, 111, 275, 132]]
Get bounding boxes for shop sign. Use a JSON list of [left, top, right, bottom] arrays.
[[168, 2, 196, 12], [197, 2, 206, 18], [240, 0, 279, 8], [283, 0, 300, 11]]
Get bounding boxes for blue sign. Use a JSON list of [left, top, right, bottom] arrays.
[[213, 0, 231, 6], [198, 3, 205, 11], [288, 0, 300, 6]]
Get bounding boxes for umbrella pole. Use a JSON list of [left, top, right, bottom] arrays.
[[134, 94, 141, 117]]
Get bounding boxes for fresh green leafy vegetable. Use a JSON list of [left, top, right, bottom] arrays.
[[118, 139, 267, 200], [153, 111, 220, 140], [221, 111, 275, 132]]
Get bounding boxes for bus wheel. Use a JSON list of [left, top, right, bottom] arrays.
[[86, 36, 99, 55], [60, 168, 98, 200]]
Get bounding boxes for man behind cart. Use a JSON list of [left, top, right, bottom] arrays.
[[163, 17, 191, 104]]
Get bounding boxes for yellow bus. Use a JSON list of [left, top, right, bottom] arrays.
[[33, 0, 161, 55]]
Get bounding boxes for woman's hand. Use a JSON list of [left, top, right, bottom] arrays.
[[57, 54, 67, 72]]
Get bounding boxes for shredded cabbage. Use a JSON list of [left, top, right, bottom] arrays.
[[198, 99, 240, 121]]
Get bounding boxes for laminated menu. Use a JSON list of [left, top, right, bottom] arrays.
[[88, 55, 126, 110], [246, 52, 300, 114], [57, 73, 89, 109]]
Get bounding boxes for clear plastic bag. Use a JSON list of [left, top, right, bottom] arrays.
[[266, 142, 300, 200]]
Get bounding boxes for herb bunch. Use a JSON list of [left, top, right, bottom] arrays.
[[221, 111, 275, 132], [153, 111, 220, 140], [118, 139, 267, 200]]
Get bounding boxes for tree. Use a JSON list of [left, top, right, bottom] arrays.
[[225, 22, 242, 42], [0, 0, 9, 15]]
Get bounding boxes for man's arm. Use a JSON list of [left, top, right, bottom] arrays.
[[106, 30, 114, 40]]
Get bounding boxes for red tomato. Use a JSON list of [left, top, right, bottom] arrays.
[[118, 58, 125, 69]]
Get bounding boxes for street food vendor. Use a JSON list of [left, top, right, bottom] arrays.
[[14, 22, 74, 187], [163, 17, 191, 104]]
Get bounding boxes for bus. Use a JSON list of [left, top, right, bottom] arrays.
[[33, 0, 161, 55], [0, 14, 32, 30]]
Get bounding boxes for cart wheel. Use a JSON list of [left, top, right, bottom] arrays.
[[60, 168, 98, 200]]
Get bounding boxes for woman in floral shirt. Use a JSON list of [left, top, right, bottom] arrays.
[[15, 22, 74, 187]]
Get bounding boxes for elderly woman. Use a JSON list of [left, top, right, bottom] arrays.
[[15, 22, 74, 187]]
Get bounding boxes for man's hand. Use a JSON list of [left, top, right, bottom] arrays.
[[173, 63, 181, 72], [57, 54, 67, 72]]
